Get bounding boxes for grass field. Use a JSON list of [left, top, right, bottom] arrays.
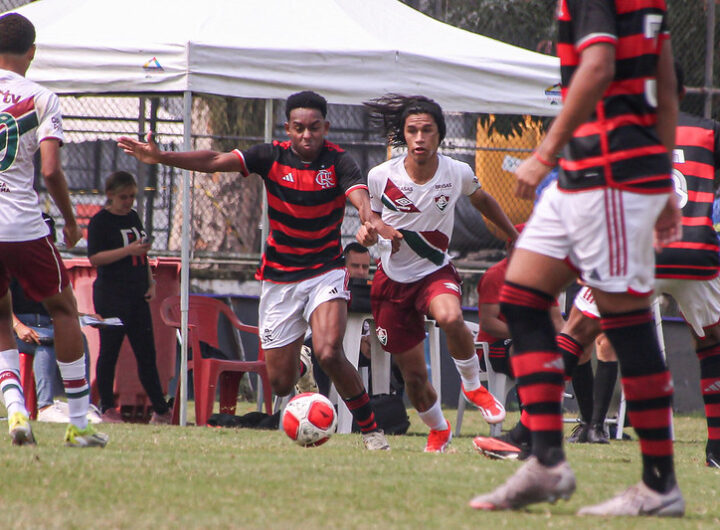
[[1, 406, 718, 529]]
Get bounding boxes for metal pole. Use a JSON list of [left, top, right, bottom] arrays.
[[260, 99, 273, 251], [704, 0, 716, 119], [179, 90, 192, 426]]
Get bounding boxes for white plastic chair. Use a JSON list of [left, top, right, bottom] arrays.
[[455, 321, 512, 437]]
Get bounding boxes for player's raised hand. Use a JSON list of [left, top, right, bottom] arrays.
[[117, 131, 162, 165]]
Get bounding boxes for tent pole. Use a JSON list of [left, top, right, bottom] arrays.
[[260, 99, 272, 249], [179, 90, 192, 426]]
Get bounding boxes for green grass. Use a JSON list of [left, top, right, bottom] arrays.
[[0, 406, 718, 529]]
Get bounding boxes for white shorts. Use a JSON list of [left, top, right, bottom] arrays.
[[258, 268, 350, 348], [656, 276, 720, 338], [573, 286, 600, 320], [517, 182, 668, 294]]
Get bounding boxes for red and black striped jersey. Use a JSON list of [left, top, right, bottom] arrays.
[[233, 140, 367, 283], [656, 112, 720, 280], [556, 0, 673, 194]]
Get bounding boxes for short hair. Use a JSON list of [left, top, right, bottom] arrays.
[[343, 242, 369, 256], [285, 91, 327, 120], [0, 13, 35, 55], [104, 171, 137, 194], [364, 94, 446, 147]]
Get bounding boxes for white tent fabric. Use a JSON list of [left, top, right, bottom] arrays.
[[13, 0, 560, 115]]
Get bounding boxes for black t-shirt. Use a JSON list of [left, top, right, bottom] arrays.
[[87, 208, 149, 292]]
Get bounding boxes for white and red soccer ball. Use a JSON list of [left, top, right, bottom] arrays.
[[282, 392, 337, 447]]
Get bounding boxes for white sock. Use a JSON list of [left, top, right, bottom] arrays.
[[0, 349, 28, 417], [57, 357, 89, 429], [418, 400, 448, 431], [453, 355, 482, 391]]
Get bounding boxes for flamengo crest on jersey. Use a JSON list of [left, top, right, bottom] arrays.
[[232, 140, 366, 283], [369, 154, 479, 283]]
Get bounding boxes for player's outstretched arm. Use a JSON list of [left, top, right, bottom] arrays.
[[117, 132, 242, 173], [347, 188, 402, 252], [40, 139, 82, 247], [469, 189, 518, 242]]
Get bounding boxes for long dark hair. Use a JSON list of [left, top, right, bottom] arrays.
[[364, 94, 446, 147]]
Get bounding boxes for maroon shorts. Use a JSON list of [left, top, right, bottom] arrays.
[[0, 236, 70, 301], [371, 263, 462, 354]]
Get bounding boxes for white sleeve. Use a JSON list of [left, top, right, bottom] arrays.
[[368, 167, 383, 213], [36, 90, 64, 144], [459, 161, 480, 196]]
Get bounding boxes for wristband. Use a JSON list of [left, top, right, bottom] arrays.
[[533, 151, 556, 168]]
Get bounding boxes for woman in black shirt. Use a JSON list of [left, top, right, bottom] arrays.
[[87, 171, 170, 424]]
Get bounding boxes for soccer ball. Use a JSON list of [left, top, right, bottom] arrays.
[[282, 392, 337, 447]]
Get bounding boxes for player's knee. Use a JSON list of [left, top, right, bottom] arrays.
[[271, 376, 294, 397], [434, 310, 464, 333]]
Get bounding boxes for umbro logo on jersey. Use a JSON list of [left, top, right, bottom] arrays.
[[704, 380, 720, 393], [282, 173, 294, 183], [376, 327, 388, 346]]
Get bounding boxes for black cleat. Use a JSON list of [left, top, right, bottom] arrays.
[[567, 422, 588, 443], [586, 423, 610, 444]]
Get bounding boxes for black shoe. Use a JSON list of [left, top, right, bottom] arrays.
[[567, 422, 588, 443], [707, 451, 720, 469], [586, 422, 610, 444]]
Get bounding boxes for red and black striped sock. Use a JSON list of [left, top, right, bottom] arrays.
[[344, 391, 378, 434], [557, 332, 583, 380], [601, 309, 675, 493], [501, 281, 565, 466], [696, 342, 720, 456]]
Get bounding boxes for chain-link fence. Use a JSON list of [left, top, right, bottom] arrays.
[[4, 0, 719, 277]]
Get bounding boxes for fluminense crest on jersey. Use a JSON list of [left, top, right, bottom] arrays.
[[434, 194, 449, 211]]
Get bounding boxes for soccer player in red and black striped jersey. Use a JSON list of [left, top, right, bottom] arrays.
[[470, 0, 685, 516], [118, 91, 402, 450]]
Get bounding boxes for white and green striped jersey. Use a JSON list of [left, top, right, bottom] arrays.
[[368, 154, 479, 283], [0, 69, 64, 242]]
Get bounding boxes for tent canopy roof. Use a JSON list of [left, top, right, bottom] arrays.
[[12, 0, 560, 115]]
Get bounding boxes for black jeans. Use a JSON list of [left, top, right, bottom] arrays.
[[93, 283, 168, 414]]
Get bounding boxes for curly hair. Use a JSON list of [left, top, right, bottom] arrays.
[[363, 94, 446, 147], [285, 91, 327, 120], [0, 13, 35, 55]]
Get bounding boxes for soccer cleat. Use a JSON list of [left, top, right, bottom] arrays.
[[577, 482, 685, 517], [362, 429, 390, 451], [64, 423, 109, 448], [469, 456, 576, 511], [462, 384, 506, 424], [294, 345, 318, 394], [424, 420, 452, 453], [9, 412, 36, 446], [586, 422, 610, 444], [567, 422, 588, 443], [473, 434, 527, 460]]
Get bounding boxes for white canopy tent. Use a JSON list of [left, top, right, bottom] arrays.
[[10, 0, 560, 425]]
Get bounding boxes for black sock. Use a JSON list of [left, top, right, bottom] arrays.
[[572, 362, 594, 424], [591, 360, 617, 425]]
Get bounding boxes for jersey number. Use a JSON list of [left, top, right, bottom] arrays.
[[0, 112, 19, 171]]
